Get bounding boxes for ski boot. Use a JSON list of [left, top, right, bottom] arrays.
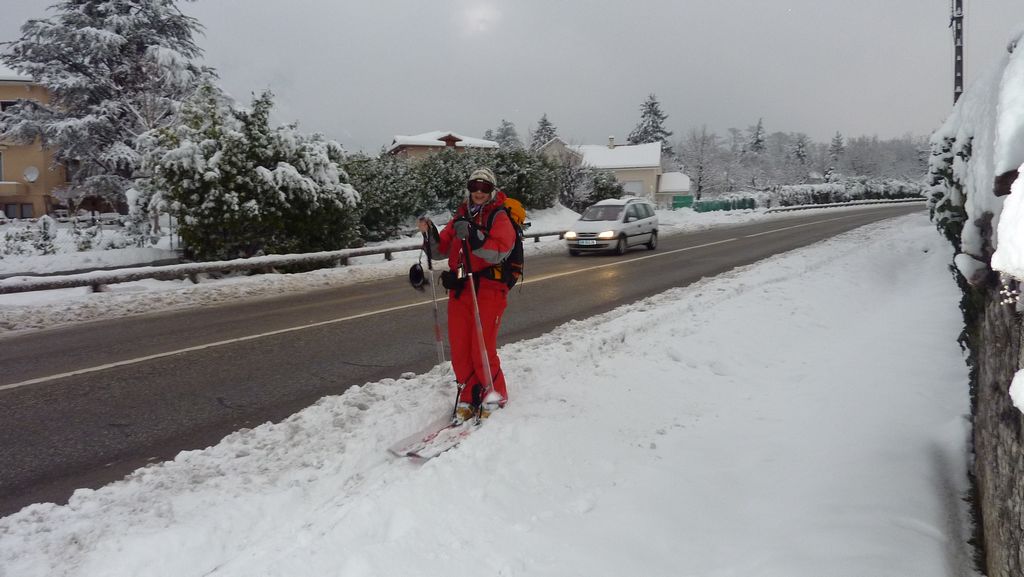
[[452, 402, 475, 426]]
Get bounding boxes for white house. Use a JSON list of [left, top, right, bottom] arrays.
[[386, 131, 498, 159], [541, 136, 689, 206]]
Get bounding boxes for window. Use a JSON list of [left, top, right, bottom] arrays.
[[622, 181, 643, 195], [4, 204, 16, 219], [0, 101, 15, 112], [581, 205, 624, 222], [20, 204, 33, 218]]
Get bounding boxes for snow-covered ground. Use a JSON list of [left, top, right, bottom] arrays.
[[0, 211, 975, 576]]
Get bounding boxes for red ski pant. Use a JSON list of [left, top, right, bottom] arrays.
[[448, 280, 508, 404]]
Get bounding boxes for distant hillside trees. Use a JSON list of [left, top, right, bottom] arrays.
[[0, 0, 207, 207], [675, 119, 928, 197]]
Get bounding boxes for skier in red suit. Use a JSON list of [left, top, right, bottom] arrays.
[[418, 167, 515, 424]]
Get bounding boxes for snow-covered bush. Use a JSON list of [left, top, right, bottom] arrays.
[[344, 153, 421, 242], [141, 82, 360, 261], [491, 148, 560, 210], [72, 221, 102, 252], [1, 226, 35, 257], [32, 216, 58, 254], [411, 148, 482, 213], [0, 217, 59, 256]]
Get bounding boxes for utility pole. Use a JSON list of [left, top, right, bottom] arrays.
[[951, 0, 964, 103]]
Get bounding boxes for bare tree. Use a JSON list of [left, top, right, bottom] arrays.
[[678, 126, 722, 200]]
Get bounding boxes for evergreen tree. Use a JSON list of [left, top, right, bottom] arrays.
[[829, 131, 846, 163], [627, 93, 674, 155], [556, 161, 589, 212], [0, 0, 207, 206], [786, 133, 811, 183], [589, 170, 625, 204], [746, 118, 766, 154], [529, 113, 558, 151], [493, 119, 523, 150], [742, 119, 767, 187]]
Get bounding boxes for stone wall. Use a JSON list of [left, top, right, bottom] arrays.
[[970, 282, 1024, 576]]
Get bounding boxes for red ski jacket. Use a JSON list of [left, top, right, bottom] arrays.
[[432, 190, 516, 291]]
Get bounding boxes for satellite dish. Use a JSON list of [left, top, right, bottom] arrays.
[[23, 166, 39, 183]]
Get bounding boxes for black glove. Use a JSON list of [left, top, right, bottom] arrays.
[[424, 220, 440, 243], [453, 218, 485, 249], [440, 270, 465, 292]]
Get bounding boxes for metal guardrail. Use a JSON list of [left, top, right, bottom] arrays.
[[0, 198, 926, 295], [0, 230, 567, 295]]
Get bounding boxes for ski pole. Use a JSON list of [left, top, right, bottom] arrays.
[[422, 229, 446, 365], [461, 237, 495, 403]]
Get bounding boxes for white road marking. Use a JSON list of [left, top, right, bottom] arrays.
[[1, 213, 867, 391]]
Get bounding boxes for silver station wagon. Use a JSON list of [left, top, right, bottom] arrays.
[[564, 197, 658, 256]]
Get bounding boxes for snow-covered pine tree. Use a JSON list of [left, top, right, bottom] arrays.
[[790, 133, 810, 166], [828, 131, 846, 164], [746, 119, 766, 154], [529, 113, 558, 151], [589, 170, 625, 204], [627, 94, 674, 156], [0, 0, 207, 208], [556, 161, 589, 212], [494, 119, 523, 150]]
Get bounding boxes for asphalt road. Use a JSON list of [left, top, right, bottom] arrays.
[[0, 203, 924, 516]]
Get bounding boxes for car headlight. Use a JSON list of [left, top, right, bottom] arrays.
[[564, 231, 577, 240], [597, 230, 617, 240]]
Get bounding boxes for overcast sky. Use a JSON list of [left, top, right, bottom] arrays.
[[3, 0, 1024, 153]]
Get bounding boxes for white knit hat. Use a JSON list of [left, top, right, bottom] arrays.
[[466, 167, 498, 201]]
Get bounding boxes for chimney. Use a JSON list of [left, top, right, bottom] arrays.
[[608, 136, 615, 149]]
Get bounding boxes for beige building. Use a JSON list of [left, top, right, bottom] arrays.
[[386, 131, 498, 160], [0, 65, 66, 219]]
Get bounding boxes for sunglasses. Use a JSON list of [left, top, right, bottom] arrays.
[[467, 179, 494, 194]]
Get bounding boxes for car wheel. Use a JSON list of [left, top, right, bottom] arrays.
[[646, 231, 658, 250], [614, 236, 627, 255], [568, 249, 580, 256]]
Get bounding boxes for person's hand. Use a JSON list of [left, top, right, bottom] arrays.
[[453, 218, 474, 240], [453, 218, 485, 248]]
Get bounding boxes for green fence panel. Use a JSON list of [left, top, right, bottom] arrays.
[[673, 195, 694, 209]]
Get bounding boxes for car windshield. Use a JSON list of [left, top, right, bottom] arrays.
[[581, 205, 624, 221]]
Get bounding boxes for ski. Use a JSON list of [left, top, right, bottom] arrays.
[[388, 414, 483, 460]]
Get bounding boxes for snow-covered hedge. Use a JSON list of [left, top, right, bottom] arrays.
[[718, 178, 924, 208]]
